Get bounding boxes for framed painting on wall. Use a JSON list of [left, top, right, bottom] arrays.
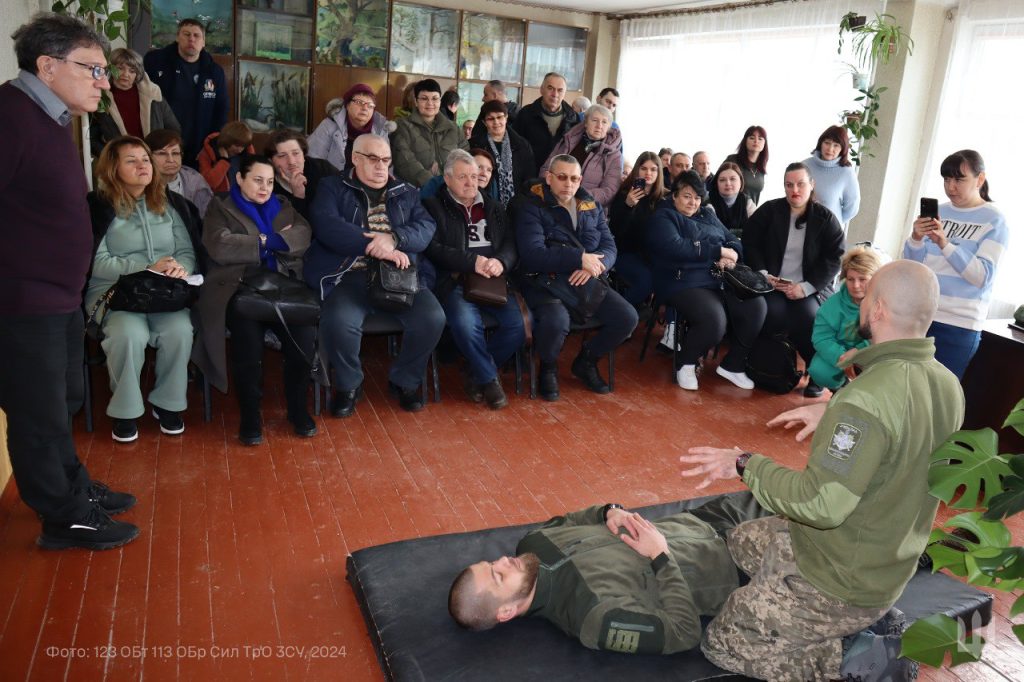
[[151, 0, 233, 55], [524, 23, 588, 90], [459, 13, 525, 84], [238, 60, 310, 132], [255, 23, 294, 61], [315, 0, 389, 68], [390, 3, 459, 78]]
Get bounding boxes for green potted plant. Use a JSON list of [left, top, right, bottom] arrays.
[[900, 398, 1024, 668]]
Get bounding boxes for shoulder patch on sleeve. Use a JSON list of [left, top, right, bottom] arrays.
[[827, 422, 862, 461], [599, 609, 665, 654]]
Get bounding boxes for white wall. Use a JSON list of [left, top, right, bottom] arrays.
[[1, 0, 46, 80]]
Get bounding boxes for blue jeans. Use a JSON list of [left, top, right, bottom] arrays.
[[928, 320, 981, 381], [320, 270, 446, 391], [443, 286, 526, 384]]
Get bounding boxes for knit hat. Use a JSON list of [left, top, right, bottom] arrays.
[[343, 83, 375, 103]]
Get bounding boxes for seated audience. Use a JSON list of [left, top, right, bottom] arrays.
[[90, 47, 178, 156], [725, 125, 768, 205], [743, 162, 845, 397], [608, 151, 666, 306], [571, 96, 591, 114], [808, 246, 883, 391], [86, 137, 195, 443], [306, 134, 445, 415], [540, 104, 622, 208], [145, 128, 213, 217], [307, 84, 393, 173], [391, 79, 468, 187], [424, 150, 524, 410], [441, 89, 460, 122], [469, 79, 520, 139], [514, 72, 579, 176], [693, 151, 713, 191], [470, 147, 497, 201], [197, 120, 254, 193], [193, 155, 315, 445], [516, 155, 638, 401], [647, 171, 766, 391], [462, 119, 474, 140], [469, 100, 535, 209], [804, 125, 860, 226], [707, 161, 756, 240], [667, 153, 691, 187], [903, 149, 1008, 379], [264, 130, 339, 220], [449, 495, 760, 653]]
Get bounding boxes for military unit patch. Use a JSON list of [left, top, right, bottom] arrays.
[[827, 423, 862, 461]]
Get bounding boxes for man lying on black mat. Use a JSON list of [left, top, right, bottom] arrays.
[[447, 494, 762, 655]]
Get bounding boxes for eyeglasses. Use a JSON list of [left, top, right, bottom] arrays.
[[551, 173, 582, 183], [355, 151, 392, 166], [349, 98, 376, 110], [417, 95, 441, 104], [53, 57, 111, 81]]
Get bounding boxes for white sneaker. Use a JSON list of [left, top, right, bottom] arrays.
[[659, 322, 676, 351], [716, 366, 755, 389], [676, 364, 698, 390]]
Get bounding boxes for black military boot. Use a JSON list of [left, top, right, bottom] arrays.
[[538, 362, 559, 401], [571, 346, 611, 394]]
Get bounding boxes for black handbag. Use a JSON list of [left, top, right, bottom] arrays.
[[366, 258, 418, 313], [712, 263, 774, 299], [531, 272, 609, 325], [745, 334, 805, 394], [462, 272, 508, 307], [107, 269, 199, 313], [234, 270, 320, 326]]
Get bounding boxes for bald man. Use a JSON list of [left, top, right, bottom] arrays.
[[679, 260, 964, 681]]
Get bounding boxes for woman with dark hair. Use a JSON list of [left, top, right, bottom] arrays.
[[90, 47, 179, 156], [904, 149, 1008, 379], [86, 136, 195, 442], [470, 147, 497, 200], [440, 90, 460, 122], [193, 155, 315, 445], [469, 100, 535, 209], [391, 79, 469, 187], [540, 104, 623, 208], [145, 128, 213, 217], [706, 161, 755, 240], [804, 125, 860, 225], [646, 170, 766, 391], [724, 125, 768, 205], [608, 151, 666, 305], [743, 162, 845, 397]]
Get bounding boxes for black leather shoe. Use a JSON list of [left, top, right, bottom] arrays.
[[463, 372, 484, 403], [330, 386, 362, 418], [571, 348, 611, 394], [803, 380, 824, 398], [388, 381, 425, 412], [538, 363, 560, 402], [238, 410, 263, 446], [481, 378, 508, 410], [289, 412, 318, 438]]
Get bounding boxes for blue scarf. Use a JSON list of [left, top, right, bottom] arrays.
[[231, 184, 283, 271]]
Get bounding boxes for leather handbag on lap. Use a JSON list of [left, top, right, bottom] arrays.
[[366, 257, 418, 312], [107, 269, 199, 314], [234, 270, 320, 326], [530, 272, 608, 325], [462, 272, 508, 307], [712, 263, 774, 300]]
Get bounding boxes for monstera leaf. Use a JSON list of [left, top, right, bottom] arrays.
[[901, 614, 984, 667], [965, 546, 1024, 591], [984, 455, 1024, 521], [925, 512, 1011, 576], [1004, 397, 1024, 437], [928, 428, 1011, 508]]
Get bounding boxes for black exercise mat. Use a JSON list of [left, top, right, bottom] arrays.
[[346, 492, 992, 682]]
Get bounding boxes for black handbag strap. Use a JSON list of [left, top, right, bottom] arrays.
[[265, 298, 330, 388]]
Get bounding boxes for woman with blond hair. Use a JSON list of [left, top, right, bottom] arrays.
[[86, 136, 196, 443], [808, 245, 884, 391]]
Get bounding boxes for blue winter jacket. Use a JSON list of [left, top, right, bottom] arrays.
[[515, 181, 616, 275], [305, 173, 436, 299], [647, 201, 743, 298]]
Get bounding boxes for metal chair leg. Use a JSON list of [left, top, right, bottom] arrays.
[[83, 356, 93, 433]]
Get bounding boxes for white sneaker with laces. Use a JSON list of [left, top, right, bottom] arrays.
[[716, 366, 755, 389], [676, 364, 698, 390], [659, 322, 676, 350]]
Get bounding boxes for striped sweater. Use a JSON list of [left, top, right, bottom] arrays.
[[902, 201, 1009, 330]]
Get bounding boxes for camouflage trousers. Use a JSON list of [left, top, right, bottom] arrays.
[[701, 516, 887, 681]]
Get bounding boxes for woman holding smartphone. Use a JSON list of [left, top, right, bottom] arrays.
[[743, 162, 845, 397], [609, 151, 666, 306], [903, 149, 1008, 379]]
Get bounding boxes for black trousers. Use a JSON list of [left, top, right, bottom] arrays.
[[667, 287, 766, 371], [226, 299, 316, 417], [524, 282, 639, 365], [0, 311, 92, 522], [761, 291, 820, 365]]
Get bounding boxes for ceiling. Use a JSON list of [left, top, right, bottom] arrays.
[[503, 0, 740, 17]]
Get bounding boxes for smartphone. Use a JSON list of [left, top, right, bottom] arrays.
[[920, 197, 939, 221], [774, 277, 793, 285], [632, 178, 647, 191]]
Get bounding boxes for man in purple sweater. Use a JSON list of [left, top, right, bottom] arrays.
[[0, 13, 139, 550]]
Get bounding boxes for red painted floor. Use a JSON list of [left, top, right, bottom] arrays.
[[0, 333, 1020, 680]]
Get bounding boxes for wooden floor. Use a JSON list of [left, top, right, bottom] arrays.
[[0, 332, 1021, 681]]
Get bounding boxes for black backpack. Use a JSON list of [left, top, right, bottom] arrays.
[[745, 335, 804, 394]]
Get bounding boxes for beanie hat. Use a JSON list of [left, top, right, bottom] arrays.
[[343, 83, 375, 103]]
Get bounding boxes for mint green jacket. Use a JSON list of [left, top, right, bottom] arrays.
[[744, 338, 964, 608], [809, 282, 869, 388]]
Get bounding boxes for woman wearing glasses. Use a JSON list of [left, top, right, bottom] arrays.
[[89, 48, 179, 156], [469, 100, 534, 209], [539, 104, 622, 208], [308, 83, 393, 173], [391, 79, 469, 187]]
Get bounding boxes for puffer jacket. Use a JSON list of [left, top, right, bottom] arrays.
[[306, 99, 393, 172], [647, 201, 742, 298], [389, 110, 469, 187], [540, 123, 623, 208]]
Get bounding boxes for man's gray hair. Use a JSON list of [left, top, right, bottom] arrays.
[[572, 96, 591, 112], [444, 148, 476, 177], [583, 104, 612, 124], [548, 154, 580, 171], [13, 12, 108, 74], [352, 133, 390, 154], [486, 79, 506, 93]]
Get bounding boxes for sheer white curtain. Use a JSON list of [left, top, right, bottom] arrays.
[[617, 0, 882, 203], [918, 0, 1023, 317]]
